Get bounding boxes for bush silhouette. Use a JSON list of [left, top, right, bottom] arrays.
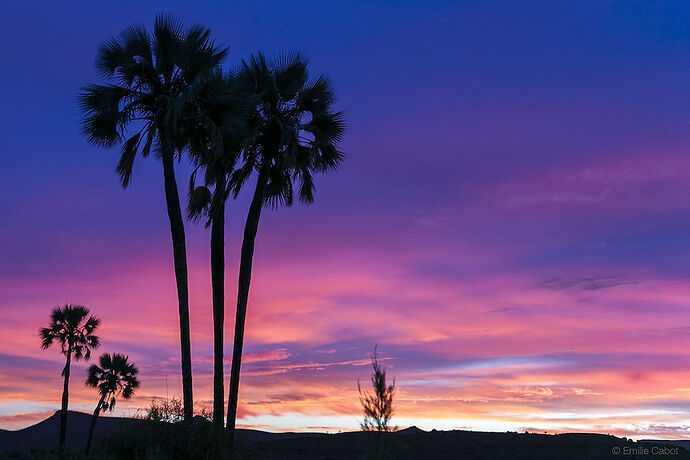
[[358, 346, 396, 432]]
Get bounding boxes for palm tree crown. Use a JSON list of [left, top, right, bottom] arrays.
[[186, 69, 256, 218], [40, 304, 100, 361], [84, 353, 139, 454], [186, 72, 248, 223], [86, 353, 139, 411], [231, 52, 345, 206], [79, 14, 228, 186]]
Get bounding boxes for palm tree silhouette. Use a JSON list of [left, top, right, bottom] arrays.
[[40, 304, 100, 450], [79, 15, 228, 422], [186, 71, 250, 430], [84, 353, 139, 455], [225, 53, 345, 442]]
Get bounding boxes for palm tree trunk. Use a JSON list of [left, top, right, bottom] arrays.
[[59, 350, 72, 450], [226, 169, 267, 444], [85, 394, 106, 455], [161, 143, 194, 423], [210, 186, 226, 430]]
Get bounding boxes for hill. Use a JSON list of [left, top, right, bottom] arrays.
[[0, 411, 133, 454], [0, 412, 688, 459], [0, 411, 321, 457], [239, 427, 690, 459]]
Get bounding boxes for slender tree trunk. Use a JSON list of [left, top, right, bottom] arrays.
[[85, 394, 106, 455], [161, 142, 194, 423], [59, 350, 72, 451], [211, 184, 226, 430], [226, 170, 267, 445]]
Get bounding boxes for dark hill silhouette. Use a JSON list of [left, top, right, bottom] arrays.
[[0, 410, 321, 455], [0, 410, 133, 453], [1, 411, 688, 459], [241, 429, 690, 459], [395, 425, 425, 435], [641, 439, 690, 451]]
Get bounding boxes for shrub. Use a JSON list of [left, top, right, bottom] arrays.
[[358, 346, 396, 432]]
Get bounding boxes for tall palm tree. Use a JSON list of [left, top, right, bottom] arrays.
[[79, 15, 228, 422], [40, 304, 100, 450], [225, 53, 345, 442], [186, 72, 249, 430], [84, 353, 139, 455]]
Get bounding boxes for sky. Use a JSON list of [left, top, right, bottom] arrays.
[[1, 0, 690, 439]]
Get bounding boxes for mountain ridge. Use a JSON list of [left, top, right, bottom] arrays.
[[1, 411, 688, 459]]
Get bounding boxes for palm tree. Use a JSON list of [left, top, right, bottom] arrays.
[[225, 53, 345, 442], [84, 353, 139, 455], [186, 72, 249, 430], [40, 304, 100, 450], [79, 15, 228, 422]]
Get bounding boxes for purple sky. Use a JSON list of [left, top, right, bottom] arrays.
[[1, 0, 690, 438]]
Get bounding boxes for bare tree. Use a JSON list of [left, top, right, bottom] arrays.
[[358, 346, 396, 431]]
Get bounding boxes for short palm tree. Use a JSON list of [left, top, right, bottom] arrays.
[[225, 53, 345, 441], [79, 15, 228, 422], [40, 304, 100, 450], [84, 353, 139, 454]]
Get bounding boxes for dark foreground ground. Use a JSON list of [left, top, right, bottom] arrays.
[[1, 411, 688, 459]]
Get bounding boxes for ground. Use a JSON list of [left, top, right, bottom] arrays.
[[1, 411, 688, 459]]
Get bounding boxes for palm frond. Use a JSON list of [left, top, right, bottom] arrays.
[[297, 75, 336, 115], [305, 111, 345, 145], [116, 132, 141, 187], [229, 160, 255, 198], [140, 125, 156, 158], [263, 167, 293, 209], [187, 185, 212, 222], [78, 84, 132, 147], [39, 327, 55, 349], [274, 52, 308, 101], [153, 13, 184, 83], [95, 37, 129, 78], [297, 168, 315, 204], [180, 25, 228, 82], [96, 25, 154, 87]]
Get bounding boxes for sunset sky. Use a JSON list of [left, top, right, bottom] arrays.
[[1, 1, 690, 439]]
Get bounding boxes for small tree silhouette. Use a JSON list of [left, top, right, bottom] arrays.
[[84, 353, 139, 455], [40, 304, 100, 450], [358, 345, 395, 432]]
